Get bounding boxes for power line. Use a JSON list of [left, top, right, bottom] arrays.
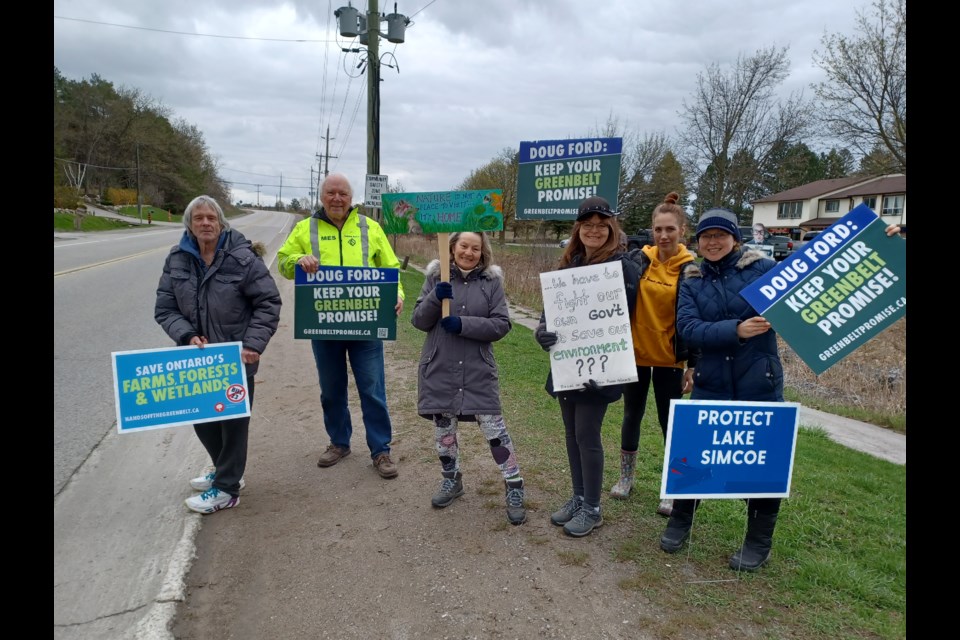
[[54, 157, 135, 171], [54, 15, 334, 43]]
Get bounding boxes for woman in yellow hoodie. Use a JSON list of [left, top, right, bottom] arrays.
[[610, 192, 698, 516]]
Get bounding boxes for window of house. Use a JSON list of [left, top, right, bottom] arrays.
[[881, 194, 904, 216], [824, 200, 840, 213], [862, 196, 877, 211], [777, 201, 802, 220]]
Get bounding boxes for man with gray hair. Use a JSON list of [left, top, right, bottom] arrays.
[[277, 174, 405, 479]]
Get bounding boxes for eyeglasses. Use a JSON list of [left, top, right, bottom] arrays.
[[580, 222, 609, 231], [699, 232, 730, 241]]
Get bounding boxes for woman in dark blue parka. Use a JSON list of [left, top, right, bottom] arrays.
[[660, 208, 784, 571]]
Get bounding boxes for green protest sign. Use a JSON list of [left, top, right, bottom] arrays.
[[739, 205, 906, 375], [380, 190, 503, 234], [516, 137, 622, 220], [294, 266, 399, 340]]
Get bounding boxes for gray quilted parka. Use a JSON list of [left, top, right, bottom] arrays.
[[411, 259, 511, 419], [154, 229, 282, 377]]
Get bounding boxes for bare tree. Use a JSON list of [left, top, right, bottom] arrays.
[[678, 46, 814, 215], [812, 0, 905, 172]]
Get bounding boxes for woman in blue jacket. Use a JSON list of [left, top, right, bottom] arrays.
[[659, 208, 784, 571], [662, 209, 900, 571]]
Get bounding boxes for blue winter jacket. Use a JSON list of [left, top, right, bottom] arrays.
[[676, 248, 783, 402]]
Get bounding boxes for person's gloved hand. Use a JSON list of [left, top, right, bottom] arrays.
[[435, 282, 453, 300], [440, 316, 462, 334], [536, 330, 558, 350], [583, 379, 600, 391]]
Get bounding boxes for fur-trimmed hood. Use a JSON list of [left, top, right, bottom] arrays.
[[682, 248, 769, 279], [425, 258, 503, 281]]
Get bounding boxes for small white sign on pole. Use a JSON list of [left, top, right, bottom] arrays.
[[539, 262, 638, 391], [365, 174, 388, 208]]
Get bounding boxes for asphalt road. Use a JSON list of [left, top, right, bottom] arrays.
[[53, 207, 296, 640]]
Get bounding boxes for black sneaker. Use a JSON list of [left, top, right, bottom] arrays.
[[431, 471, 464, 508], [550, 495, 583, 526], [563, 504, 603, 537], [505, 479, 526, 525]]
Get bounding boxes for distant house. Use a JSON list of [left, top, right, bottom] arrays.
[[749, 174, 906, 239]]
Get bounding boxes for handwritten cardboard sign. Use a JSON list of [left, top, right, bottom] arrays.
[[538, 261, 638, 391]]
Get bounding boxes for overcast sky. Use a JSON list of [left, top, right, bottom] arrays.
[[53, 0, 863, 207]]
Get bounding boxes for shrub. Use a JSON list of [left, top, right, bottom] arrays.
[[105, 187, 137, 206], [54, 186, 81, 209]]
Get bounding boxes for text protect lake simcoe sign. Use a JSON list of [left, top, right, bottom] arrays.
[[661, 400, 800, 499]]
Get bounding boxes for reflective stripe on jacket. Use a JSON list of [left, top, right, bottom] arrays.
[[277, 207, 405, 299]]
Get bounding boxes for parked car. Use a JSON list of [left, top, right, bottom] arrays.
[[740, 228, 794, 261], [793, 230, 821, 252], [626, 229, 654, 250], [559, 238, 570, 248]]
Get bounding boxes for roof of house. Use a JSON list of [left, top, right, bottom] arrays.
[[799, 217, 842, 229], [828, 175, 906, 198], [752, 177, 866, 204]]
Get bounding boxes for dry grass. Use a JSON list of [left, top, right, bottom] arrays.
[[391, 234, 906, 432]]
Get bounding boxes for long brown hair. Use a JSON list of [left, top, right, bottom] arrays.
[[559, 215, 623, 267]]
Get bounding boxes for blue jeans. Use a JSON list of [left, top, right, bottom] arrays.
[[311, 340, 393, 458]]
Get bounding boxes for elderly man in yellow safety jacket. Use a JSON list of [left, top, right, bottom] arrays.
[[277, 173, 405, 479]]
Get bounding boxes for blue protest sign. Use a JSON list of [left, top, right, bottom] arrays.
[[661, 400, 800, 499], [112, 342, 250, 433]]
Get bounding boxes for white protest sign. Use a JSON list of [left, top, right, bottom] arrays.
[[365, 174, 388, 208], [539, 261, 638, 392]]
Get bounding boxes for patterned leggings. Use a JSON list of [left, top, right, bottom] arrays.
[[434, 413, 521, 479]]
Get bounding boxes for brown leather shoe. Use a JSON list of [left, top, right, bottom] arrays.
[[373, 452, 398, 478], [317, 444, 351, 467]]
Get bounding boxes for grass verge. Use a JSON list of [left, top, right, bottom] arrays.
[[397, 267, 905, 640]]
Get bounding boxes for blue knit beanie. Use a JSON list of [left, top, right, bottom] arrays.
[[696, 208, 740, 242]]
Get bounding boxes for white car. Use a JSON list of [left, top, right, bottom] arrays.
[[559, 238, 571, 248]]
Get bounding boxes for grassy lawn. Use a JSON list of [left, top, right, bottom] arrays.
[[54, 211, 137, 232], [117, 205, 181, 223], [395, 267, 906, 640]]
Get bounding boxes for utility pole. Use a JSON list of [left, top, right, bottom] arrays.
[[278, 173, 283, 209], [256, 185, 261, 207], [367, 0, 380, 181], [335, 2, 409, 219], [316, 125, 337, 209], [136, 142, 142, 225]]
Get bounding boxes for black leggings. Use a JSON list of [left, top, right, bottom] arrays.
[[558, 396, 610, 509], [620, 366, 684, 451]]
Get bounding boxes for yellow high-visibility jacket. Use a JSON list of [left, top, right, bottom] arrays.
[[277, 207, 405, 300]]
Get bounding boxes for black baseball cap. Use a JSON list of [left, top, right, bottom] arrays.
[[576, 196, 618, 221]]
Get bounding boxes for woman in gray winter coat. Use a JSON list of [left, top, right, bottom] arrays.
[[411, 231, 526, 525], [155, 195, 281, 515]]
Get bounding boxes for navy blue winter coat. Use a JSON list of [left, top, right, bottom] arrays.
[[676, 248, 783, 402]]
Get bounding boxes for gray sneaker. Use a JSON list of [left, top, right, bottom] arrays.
[[550, 495, 583, 526], [563, 504, 603, 537], [431, 471, 464, 508], [505, 478, 526, 525]]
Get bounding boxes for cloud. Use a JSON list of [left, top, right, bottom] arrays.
[[54, 0, 861, 205]]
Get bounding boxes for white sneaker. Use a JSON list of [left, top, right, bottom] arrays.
[[190, 470, 245, 492], [185, 487, 239, 514]]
